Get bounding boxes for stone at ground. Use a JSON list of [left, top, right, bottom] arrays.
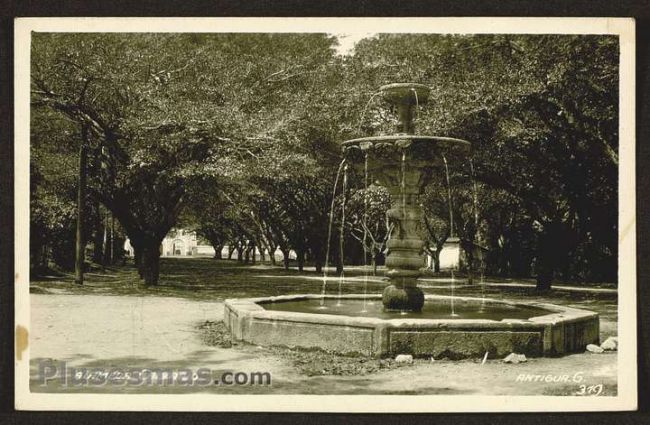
[[600, 336, 618, 351], [586, 343, 604, 353], [395, 354, 413, 364], [503, 353, 527, 364]]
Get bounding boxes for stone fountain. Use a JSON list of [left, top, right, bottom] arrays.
[[223, 83, 600, 359], [342, 83, 470, 312]]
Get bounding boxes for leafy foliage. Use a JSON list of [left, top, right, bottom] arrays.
[[31, 32, 619, 287]]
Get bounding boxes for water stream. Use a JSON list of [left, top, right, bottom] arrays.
[[450, 268, 458, 317], [442, 154, 458, 317], [411, 87, 420, 123], [400, 151, 407, 223], [470, 158, 487, 312], [442, 154, 454, 238], [357, 92, 382, 136], [361, 152, 370, 312], [336, 164, 349, 306], [319, 158, 347, 308], [399, 151, 408, 315]]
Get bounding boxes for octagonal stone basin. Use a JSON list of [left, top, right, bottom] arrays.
[[224, 294, 599, 359]]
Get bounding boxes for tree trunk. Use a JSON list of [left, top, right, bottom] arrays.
[[92, 201, 104, 266], [336, 251, 344, 274], [432, 249, 441, 273], [140, 242, 161, 286], [93, 224, 104, 265], [372, 254, 378, 276], [297, 249, 305, 272], [461, 240, 475, 285], [269, 245, 277, 265], [280, 248, 290, 270], [212, 243, 224, 259], [237, 246, 244, 263], [310, 242, 324, 274], [102, 211, 112, 266], [246, 244, 255, 265], [109, 214, 114, 265], [74, 143, 88, 285], [244, 246, 251, 264], [227, 245, 235, 260], [42, 244, 49, 270], [39, 243, 48, 270], [535, 221, 563, 292], [536, 236, 554, 291], [133, 246, 143, 277], [536, 267, 553, 292]]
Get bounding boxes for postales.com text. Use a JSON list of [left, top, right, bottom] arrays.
[[37, 360, 271, 387]]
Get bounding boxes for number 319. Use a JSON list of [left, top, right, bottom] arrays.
[[577, 384, 603, 396]]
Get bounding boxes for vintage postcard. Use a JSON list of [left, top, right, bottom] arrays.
[[14, 17, 637, 412]]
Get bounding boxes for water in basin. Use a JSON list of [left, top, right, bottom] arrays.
[[259, 298, 552, 320]]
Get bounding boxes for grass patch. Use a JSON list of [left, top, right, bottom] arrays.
[[30, 257, 617, 321], [30, 257, 388, 300]]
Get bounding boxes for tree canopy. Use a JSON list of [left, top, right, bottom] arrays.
[[31, 32, 619, 288]]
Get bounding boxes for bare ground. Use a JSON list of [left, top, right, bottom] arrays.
[[30, 290, 618, 395]]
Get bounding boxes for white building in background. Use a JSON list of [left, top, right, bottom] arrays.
[[426, 238, 462, 270], [123, 229, 202, 257], [425, 238, 488, 271], [123, 239, 134, 257], [161, 229, 199, 256]]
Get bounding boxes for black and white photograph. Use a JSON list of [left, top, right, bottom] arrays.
[[13, 17, 637, 412]]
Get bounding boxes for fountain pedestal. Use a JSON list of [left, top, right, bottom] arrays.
[[371, 158, 429, 311]]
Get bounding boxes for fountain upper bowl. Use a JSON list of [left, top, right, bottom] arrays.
[[380, 83, 431, 105]]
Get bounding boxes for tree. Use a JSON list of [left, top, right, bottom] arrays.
[[350, 33, 619, 289], [30, 107, 108, 274], [346, 184, 392, 274], [421, 180, 452, 273], [31, 32, 340, 284]]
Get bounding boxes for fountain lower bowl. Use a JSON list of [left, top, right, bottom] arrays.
[[342, 134, 470, 149], [224, 294, 599, 358], [342, 135, 470, 165]]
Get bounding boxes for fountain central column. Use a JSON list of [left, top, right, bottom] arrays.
[[377, 85, 430, 312], [380, 160, 428, 311]]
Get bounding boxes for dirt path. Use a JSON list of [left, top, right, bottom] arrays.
[[30, 294, 617, 395]]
